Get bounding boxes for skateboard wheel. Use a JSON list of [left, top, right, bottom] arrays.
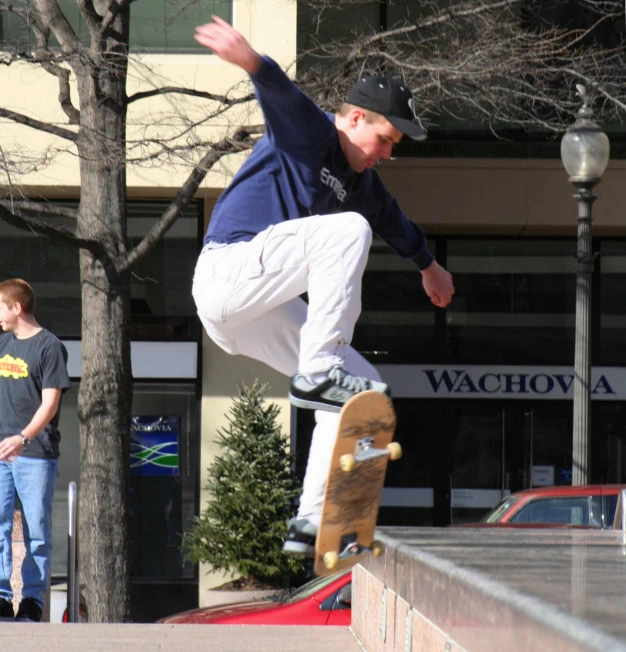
[[324, 551, 339, 570], [371, 540, 385, 557], [340, 454, 356, 472], [386, 442, 402, 461]]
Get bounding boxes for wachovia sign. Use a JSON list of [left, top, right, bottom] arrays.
[[378, 365, 626, 400]]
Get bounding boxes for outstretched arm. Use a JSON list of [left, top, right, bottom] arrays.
[[421, 261, 455, 308], [195, 16, 334, 152], [195, 16, 262, 74]]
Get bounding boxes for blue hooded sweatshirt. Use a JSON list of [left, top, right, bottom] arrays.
[[204, 56, 434, 271]]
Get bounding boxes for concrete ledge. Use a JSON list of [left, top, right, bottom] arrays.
[[0, 623, 362, 651], [352, 527, 626, 652]]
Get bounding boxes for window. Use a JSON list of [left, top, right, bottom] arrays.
[[128, 0, 231, 50], [605, 494, 619, 527], [445, 238, 577, 364], [481, 497, 520, 523], [127, 201, 202, 341], [349, 235, 626, 367], [510, 496, 601, 525], [0, 1, 231, 51], [0, 200, 202, 340], [352, 237, 438, 364], [0, 212, 81, 339], [599, 240, 626, 365]]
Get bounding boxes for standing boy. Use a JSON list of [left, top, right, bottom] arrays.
[[0, 279, 71, 621], [192, 18, 454, 555]]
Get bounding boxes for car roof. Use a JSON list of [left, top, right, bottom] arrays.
[[513, 484, 626, 498], [455, 522, 597, 529]]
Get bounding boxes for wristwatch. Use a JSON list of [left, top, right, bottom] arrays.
[[19, 433, 29, 448]]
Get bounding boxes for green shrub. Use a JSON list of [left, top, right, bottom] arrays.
[[184, 381, 305, 586]]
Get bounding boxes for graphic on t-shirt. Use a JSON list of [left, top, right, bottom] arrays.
[[320, 167, 347, 202], [0, 354, 28, 379]]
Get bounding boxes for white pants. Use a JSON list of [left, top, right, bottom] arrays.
[[192, 212, 381, 522]]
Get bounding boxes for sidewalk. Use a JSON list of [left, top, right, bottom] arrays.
[[0, 623, 363, 652]]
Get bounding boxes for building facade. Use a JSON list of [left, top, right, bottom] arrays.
[[1, 0, 626, 621]]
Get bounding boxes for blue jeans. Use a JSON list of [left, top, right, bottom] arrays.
[[0, 456, 58, 609]]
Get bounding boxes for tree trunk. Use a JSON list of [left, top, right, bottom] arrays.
[[75, 14, 132, 622]]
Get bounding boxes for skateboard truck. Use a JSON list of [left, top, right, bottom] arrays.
[[323, 535, 386, 570], [340, 436, 402, 472]]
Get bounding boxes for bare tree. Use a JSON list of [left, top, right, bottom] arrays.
[[296, 0, 626, 131], [0, 0, 261, 622]]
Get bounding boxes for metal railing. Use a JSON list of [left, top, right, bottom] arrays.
[[66, 481, 80, 623]]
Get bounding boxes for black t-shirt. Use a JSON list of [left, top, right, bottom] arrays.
[[0, 329, 71, 459]]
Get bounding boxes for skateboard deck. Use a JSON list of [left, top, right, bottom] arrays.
[[314, 390, 399, 577]]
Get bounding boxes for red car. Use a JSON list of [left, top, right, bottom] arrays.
[[157, 571, 352, 626], [478, 484, 626, 527]]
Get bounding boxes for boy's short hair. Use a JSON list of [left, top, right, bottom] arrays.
[[336, 103, 386, 123], [0, 278, 36, 314]]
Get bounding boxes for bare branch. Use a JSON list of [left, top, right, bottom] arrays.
[[347, 0, 524, 60], [0, 107, 78, 141], [120, 125, 264, 273], [0, 199, 78, 219], [127, 87, 255, 106], [0, 203, 103, 256], [39, 63, 81, 124]]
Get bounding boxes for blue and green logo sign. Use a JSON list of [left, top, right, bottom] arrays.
[[130, 415, 179, 477]]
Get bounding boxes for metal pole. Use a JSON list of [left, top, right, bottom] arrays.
[[572, 186, 596, 485], [67, 481, 79, 623]]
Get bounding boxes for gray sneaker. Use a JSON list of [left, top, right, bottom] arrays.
[[289, 365, 390, 412], [283, 517, 318, 557]]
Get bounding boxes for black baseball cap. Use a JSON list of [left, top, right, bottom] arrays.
[[345, 76, 427, 141]]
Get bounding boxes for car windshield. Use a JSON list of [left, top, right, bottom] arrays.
[[270, 572, 347, 604], [481, 496, 520, 523]]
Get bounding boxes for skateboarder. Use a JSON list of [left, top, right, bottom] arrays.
[[192, 17, 454, 556]]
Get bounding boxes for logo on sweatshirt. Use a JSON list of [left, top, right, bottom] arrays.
[[0, 354, 28, 379], [321, 167, 347, 202]]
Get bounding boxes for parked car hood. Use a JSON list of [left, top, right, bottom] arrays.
[[159, 598, 278, 624]]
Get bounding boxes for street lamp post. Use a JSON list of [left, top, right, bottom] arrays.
[[560, 85, 610, 486]]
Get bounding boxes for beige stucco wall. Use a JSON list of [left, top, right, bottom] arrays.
[[0, 0, 296, 192], [377, 157, 626, 235]]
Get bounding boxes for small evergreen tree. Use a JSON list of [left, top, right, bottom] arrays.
[[184, 381, 305, 586]]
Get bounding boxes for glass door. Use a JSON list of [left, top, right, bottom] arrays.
[[444, 400, 575, 525], [591, 403, 626, 483], [517, 403, 573, 490], [447, 402, 511, 524]]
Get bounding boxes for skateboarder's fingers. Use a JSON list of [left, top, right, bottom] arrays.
[[195, 16, 242, 46], [195, 21, 250, 61], [430, 293, 443, 308]]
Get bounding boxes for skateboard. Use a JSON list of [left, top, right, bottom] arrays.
[[313, 390, 400, 577]]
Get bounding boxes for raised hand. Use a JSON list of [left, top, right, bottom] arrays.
[[195, 15, 262, 74]]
